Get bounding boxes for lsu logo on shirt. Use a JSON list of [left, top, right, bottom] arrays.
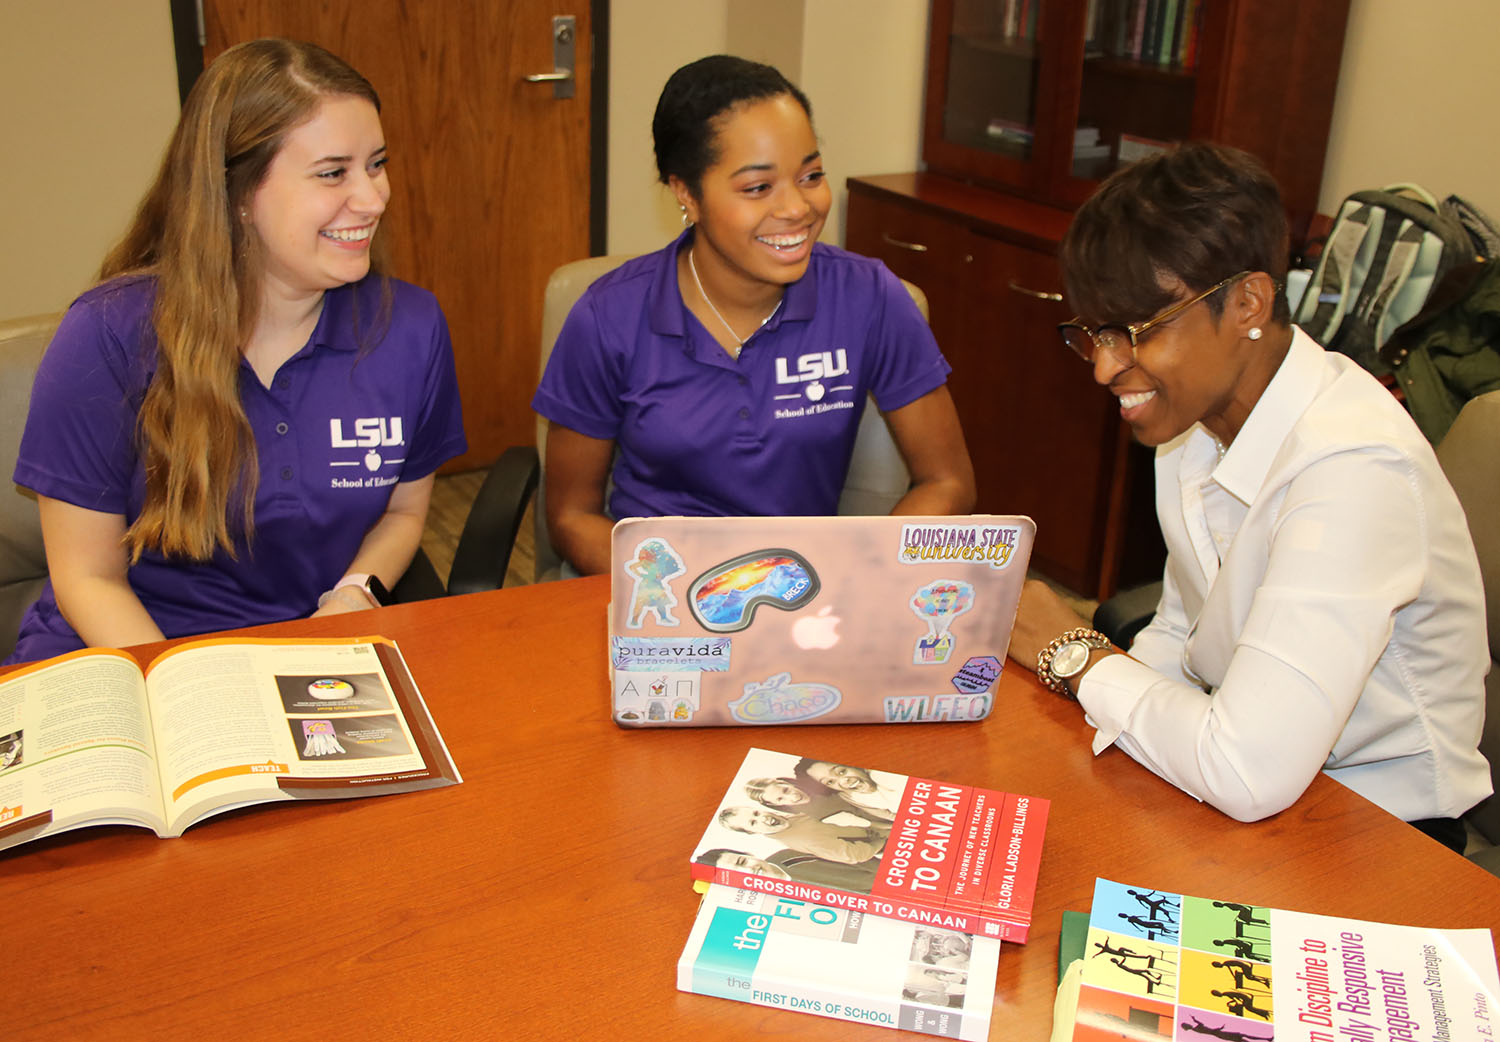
[[330, 417, 404, 448], [772, 349, 855, 412], [775, 349, 848, 385], [329, 417, 406, 482]]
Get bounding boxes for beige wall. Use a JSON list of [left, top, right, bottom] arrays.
[[741, 0, 929, 246], [605, 0, 729, 254], [1320, 0, 1500, 218], [6, 1, 1495, 324], [0, 1, 179, 321], [606, 0, 928, 254]]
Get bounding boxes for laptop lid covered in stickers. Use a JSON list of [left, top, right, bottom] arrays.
[[608, 514, 1035, 727]]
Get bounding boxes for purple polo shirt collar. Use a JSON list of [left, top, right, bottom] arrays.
[[648, 229, 819, 361]]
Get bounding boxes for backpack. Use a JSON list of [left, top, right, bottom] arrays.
[[1293, 184, 1478, 374]]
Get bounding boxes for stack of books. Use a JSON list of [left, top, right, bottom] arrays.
[[676, 747, 1051, 1038]]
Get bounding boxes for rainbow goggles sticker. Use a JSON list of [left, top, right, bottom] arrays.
[[688, 549, 820, 633]]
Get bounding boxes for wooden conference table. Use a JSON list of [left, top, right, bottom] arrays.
[[6, 576, 1499, 1041]]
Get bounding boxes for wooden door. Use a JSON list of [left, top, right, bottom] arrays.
[[204, 1, 593, 470]]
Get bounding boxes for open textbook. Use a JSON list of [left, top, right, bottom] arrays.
[[0, 636, 460, 852], [1053, 877, 1500, 1042]]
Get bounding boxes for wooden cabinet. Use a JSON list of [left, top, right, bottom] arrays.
[[845, 0, 1351, 596], [847, 173, 1163, 598], [923, 0, 1353, 238]]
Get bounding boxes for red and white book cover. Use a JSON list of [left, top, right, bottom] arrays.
[[689, 747, 1049, 943]]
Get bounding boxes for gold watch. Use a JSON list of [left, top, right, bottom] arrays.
[[1036, 628, 1111, 698]]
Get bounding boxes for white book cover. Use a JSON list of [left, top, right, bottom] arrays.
[[678, 883, 1001, 1040]]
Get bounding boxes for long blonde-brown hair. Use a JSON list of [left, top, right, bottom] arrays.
[[103, 38, 386, 561]]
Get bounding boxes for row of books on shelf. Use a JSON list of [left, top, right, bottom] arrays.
[[1085, 0, 1205, 70], [675, 748, 1500, 1040], [982, 0, 1040, 44], [985, 119, 1170, 166]]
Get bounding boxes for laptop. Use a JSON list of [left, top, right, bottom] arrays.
[[608, 514, 1035, 727]]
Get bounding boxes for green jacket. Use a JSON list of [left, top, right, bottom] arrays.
[[1381, 260, 1500, 445]]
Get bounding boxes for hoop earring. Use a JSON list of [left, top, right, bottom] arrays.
[[1247, 327, 1263, 341], [680, 206, 693, 229]]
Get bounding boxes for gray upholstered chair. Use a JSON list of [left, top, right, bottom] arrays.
[[0, 314, 60, 660], [1437, 391, 1500, 847], [518, 255, 922, 584]]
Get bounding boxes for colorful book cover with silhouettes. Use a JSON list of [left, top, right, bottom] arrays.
[[1065, 877, 1500, 1041], [688, 747, 1049, 942]]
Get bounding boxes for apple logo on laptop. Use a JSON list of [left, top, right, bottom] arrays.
[[791, 605, 840, 650]]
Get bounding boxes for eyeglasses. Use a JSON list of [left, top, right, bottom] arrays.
[[1057, 271, 1251, 365]]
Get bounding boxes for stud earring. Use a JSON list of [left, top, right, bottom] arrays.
[[1247, 327, 1263, 341]]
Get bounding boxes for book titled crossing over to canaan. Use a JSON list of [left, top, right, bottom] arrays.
[[689, 747, 1049, 942]]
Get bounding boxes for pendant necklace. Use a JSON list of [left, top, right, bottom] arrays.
[[688, 247, 782, 358]]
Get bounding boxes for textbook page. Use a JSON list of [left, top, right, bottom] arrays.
[[149, 638, 447, 835], [0, 650, 165, 849]]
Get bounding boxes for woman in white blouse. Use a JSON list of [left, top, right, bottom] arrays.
[[1009, 142, 1489, 852]]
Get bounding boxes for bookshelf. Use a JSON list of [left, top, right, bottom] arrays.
[[847, 0, 1352, 598]]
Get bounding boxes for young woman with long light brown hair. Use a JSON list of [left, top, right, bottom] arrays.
[[6, 39, 466, 663]]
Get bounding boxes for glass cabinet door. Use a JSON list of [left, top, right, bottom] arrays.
[[1072, 0, 1205, 180], [939, 0, 1047, 164]]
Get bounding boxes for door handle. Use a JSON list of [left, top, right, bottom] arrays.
[[1007, 279, 1063, 302], [880, 232, 929, 253], [522, 16, 576, 99]]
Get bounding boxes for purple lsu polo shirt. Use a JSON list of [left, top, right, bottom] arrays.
[[532, 231, 951, 520], [8, 274, 466, 663]]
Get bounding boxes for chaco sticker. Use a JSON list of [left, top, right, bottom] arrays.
[[728, 671, 842, 724]]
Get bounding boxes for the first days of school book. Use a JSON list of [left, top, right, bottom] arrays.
[[1056, 877, 1500, 1042], [679, 882, 1001, 1040], [0, 635, 460, 853]]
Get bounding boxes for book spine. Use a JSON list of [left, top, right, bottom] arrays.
[[1129, 0, 1148, 59], [1182, 0, 1202, 69], [699, 865, 1029, 943], [983, 791, 1049, 937], [1108, 0, 1128, 58], [1157, 0, 1181, 66], [1142, 0, 1163, 63], [681, 961, 898, 1036]]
